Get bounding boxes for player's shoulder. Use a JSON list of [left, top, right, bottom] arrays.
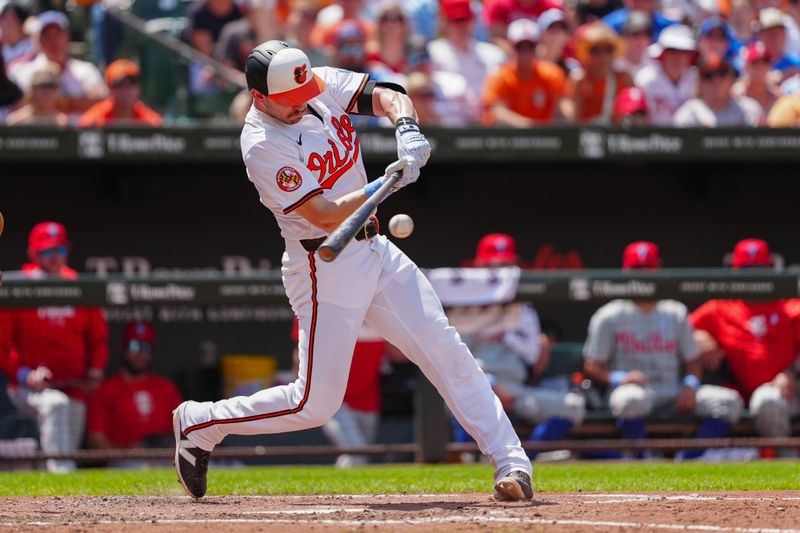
[[535, 60, 565, 81], [655, 299, 689, 318], [592, 299, 634, 321], [240, 107, 299, 157]]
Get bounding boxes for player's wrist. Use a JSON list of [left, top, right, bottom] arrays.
[[608, 370, 627, 389], [395, 116, 420, 133]]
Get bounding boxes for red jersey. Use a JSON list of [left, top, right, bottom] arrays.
[[483, 0, 550, 26], [0, 265, 109, 400], [292, 319, 385, 412], [689, 299, 800, 398], [78, 98, 163, 127], [87, 373, 182, 448]]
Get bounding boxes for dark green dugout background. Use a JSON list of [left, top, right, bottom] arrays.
[[2, 157, 800, 379]]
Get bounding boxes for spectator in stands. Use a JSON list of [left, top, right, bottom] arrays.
[[612, 86, 651, 125], [408, 59, 482, 126], [9, 11, 107, 114], [428, 0, 506, 95], [214, 0, 258, 71], [285, 0, 331, 67], [583, 242, 742, 456], [290, 319, 407, 468], [603, 0, 677, 40], [87, 321, 182, 453], [673, 55, 763, 126], [756, 7, 800, 79], [453, 234, 585, 449], [311, 0, 373, 49], [0, 52, 22, 122], [0, 222, 109, 472], [691, 239, 799, 446], [635, 24, 698, 125], [572, 21, 633, 124], [733, 41, 780, 116], [186, 0, 243, 57], [535, 8, 575, 75], [614, 10, 655, 78], [482, 18, 570, 126], [0, 1, 32, 65], [767, 91, 800, 126], [330, 19, 396, 82], [696, 17, 741, 63], [6, 62, 68, 126], [79, 59, 162, 127], [576, 0, 623, 24], [366, 1, 418, 74]]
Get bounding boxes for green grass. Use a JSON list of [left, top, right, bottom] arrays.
[[0, 462, 798, 497]]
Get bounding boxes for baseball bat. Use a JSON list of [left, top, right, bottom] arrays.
[[318, 171, 402, 262]]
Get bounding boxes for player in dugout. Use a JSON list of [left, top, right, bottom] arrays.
[[0, 222, 109, 473], [691, 239, 800, 451], [87, 321, 182, 459], [583, 242, 743, 458]]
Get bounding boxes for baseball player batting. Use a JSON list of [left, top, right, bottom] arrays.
[[172, 41, 533, 501]]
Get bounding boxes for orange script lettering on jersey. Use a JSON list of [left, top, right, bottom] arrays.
[[306, 114, 360, 189]]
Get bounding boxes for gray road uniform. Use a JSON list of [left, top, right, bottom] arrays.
[[583, 300, 742, 423], [457, 303, 585, 426]]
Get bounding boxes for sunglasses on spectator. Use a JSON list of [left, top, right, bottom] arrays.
[[127, 340, 153, 353], [380, 13, 405, 23], [590, 45, 615, 55], [338, 45, 365, 56], [626, 30, 650, 38], [701, 68, 732, 81], [514, 41, 537, 51], [111, 76, 138, 89], [39, 245, 68, 258]]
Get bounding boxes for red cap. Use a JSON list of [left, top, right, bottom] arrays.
[[614, 87, 649, 117], [475, 233, 519, 266], [123, 320, 156, 345], [731, 238, 772, 268], [622, 241, 661, 269], [28, 221, 69, 256], [441, 0, 473, 21], [745, 41, 771, 64]]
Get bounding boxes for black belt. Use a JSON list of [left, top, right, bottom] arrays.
[[300, 220, 379, 252]]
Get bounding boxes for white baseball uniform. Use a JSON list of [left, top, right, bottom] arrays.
[[176, 66, 531, 480]]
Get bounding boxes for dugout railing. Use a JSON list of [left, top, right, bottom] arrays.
[[1, 268, 799, 465]]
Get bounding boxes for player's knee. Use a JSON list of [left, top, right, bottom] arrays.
[[696, 386, 743, 423], [301, 398, 342, 428], [38, 389, 71, 415], [609, 384, 652, 419]]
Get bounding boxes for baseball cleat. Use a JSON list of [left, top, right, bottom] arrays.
[[173, 403, 210, 499], [494, 470, 534, 501]]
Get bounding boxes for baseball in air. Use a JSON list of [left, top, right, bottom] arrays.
[[389, 214, 414, 238]]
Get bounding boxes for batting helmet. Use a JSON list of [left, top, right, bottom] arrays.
[[245, 40, 326, 105]]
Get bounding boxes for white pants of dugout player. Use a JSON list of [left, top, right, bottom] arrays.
[[178, 236, 532, 481], [10, 387, 85, 473]]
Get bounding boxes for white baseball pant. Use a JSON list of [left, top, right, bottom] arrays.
[[178, 236, 531, 480]]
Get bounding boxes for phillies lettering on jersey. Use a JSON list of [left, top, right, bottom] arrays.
[[240, 67, 370, 240]]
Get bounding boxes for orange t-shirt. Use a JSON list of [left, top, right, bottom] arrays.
[[79, 98, 163, 128], [482, 60, 566, 124], [574, 71, 633, 122]]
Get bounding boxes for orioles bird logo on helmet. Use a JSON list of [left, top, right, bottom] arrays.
[[294, 65, 307, 85], [276, 166, 303, 192]]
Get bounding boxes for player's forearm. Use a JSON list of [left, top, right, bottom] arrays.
[[295, 189, 368, 232], [583, 360, 609, 386], [375, 87, 418, 123], [491, 105, 534, 128]]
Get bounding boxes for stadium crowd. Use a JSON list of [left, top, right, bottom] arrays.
[[2, 0, 800, 125], [1, 222, 798, 470]]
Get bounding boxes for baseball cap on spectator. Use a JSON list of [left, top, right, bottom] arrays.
[[756, 7, 786, 32], [105, 59, 140, 87], [614, 87, 648, 117], [508, 18, 540, 44], [745, 41, 771, 64], [31, 62, 60, 87], [37, 10, 69, 33], [648, 24, 696, 58], [731, 238, 772, 268], [28, 222, 69, 256], [123, 320, 156, 346], [538, 9, 566, 31], [0, 2, 29, 22], [332, 18, 369, 43], [539, 0, 565, 11], [623, 10, 652, 35], [474, 234, 519, 267], [441, 0, 473, 21], [622, 241, 661, 269]]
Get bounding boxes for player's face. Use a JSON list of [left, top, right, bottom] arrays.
[[34, 245, 68, 275], [261, 96, 308, 124], [124, 340, 153, 374]]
